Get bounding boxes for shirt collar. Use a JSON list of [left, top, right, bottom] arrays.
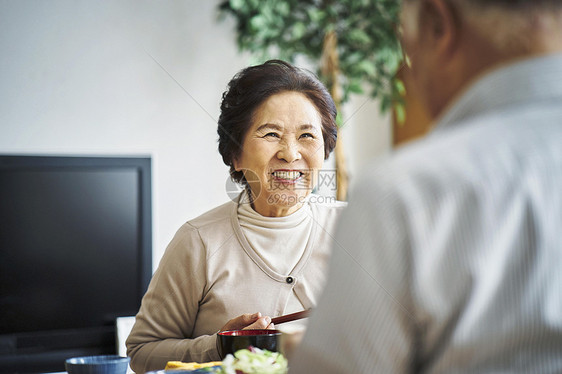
[[434, 53, 562, 132]]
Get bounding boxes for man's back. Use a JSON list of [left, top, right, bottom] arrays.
[[291, 54, 562, 373], [291, 0, 562, 371], [394, 55, 562, 372]]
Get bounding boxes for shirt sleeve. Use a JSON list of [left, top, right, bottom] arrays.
[[126, 224, 221, 373], [290, 171, 418, 373]]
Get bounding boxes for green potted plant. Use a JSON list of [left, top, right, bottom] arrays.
[[218, 0, 403, 200]]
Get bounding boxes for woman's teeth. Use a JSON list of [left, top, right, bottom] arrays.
[[273, 171, 301, 180]]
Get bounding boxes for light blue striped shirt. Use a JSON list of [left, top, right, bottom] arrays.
[[292, 54, 562, 373]]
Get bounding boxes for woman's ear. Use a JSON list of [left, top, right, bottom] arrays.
[[420, 0, 459, 57], [232, 158, 241, 172]]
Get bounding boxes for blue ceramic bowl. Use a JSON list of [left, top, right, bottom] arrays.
[[146, 369, 222, 374], [65, 355, 130, 374]]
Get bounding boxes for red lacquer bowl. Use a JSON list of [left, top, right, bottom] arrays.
[[217, 329, 281, 359]]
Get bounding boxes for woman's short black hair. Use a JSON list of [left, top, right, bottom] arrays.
[[217, 60, 338, 185]]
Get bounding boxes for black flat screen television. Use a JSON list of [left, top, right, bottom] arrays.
[[0, 155, 152, 373]]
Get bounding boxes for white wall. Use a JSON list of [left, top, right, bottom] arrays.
[[0, 0, 391, 269]]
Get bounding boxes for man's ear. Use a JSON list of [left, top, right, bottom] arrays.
[[420, 0, 459, 57]]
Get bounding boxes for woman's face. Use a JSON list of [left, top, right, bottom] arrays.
[[233, 91, 325, 217]]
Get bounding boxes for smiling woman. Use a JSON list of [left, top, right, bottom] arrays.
[[126, 60, 346, 373], [218, 61, 337, 182], [233, 91, 325, 217]]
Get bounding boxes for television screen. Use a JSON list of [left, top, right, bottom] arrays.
[[0, 155, 152, 373]]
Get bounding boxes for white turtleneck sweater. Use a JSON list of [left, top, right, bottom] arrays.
[[238, 195, 313, 314], [237, 197, 312, 276]]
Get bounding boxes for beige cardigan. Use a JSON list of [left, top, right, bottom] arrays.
[[126, 195, 345, 373]]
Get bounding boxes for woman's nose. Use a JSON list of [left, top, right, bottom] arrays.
[[277, 140, 302, 163]]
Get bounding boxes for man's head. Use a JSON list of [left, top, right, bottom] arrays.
[[399, 0, 562, 120]]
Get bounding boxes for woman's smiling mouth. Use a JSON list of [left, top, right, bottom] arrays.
[[271, 169, 304, 184]]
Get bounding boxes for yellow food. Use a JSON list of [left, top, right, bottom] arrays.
[[165, 361, 222, 370]]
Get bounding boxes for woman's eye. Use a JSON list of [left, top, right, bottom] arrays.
[[264, 132, 280, 138], [300, 133, 315, 139]]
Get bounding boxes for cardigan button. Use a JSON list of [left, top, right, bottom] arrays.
[[286, 276, 294, 284]]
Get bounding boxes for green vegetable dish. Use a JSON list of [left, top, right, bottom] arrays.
[[220, 347, 288, 374]]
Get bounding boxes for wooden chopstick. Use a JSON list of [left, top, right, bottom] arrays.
[[271, 309, 311, 325]]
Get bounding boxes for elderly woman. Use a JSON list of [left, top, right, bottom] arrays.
[[126, 60, 346, 373]]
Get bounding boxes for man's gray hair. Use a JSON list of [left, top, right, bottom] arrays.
[[449, 0, 562, 53], [461, 0, 562, 7]]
